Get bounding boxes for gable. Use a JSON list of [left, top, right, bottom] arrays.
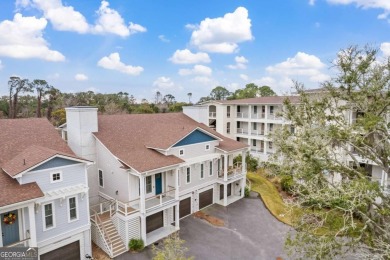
[[173, 129, 217, 147], [29, 157, 80, 172]]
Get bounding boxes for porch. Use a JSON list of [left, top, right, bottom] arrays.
[[218, 162, 245, 181]]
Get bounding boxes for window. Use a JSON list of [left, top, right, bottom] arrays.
[[146, 176, 152, 193], [43, 203, 55, 230], [253, 123, 257, 130], [254, 106, 257, 114], [290, 125, 295, 134], [237, 105, 241, 113], [237, 121, 241, 128], [253, 139, 257, 146], [51, 172, 62, 183], [179, 149, 184, 156], [227, 122, 230, 134], [200, 164, 204, 179], [218, 159, 220, 171], [269, 123, 274, 132], [236, 137, 240, 142], [227, 106, 231, 118], [209, 161, 213, 176], [205, 144, 210, 151], [186, 167, 191, 184], [270, 106, 274, 114], [269, 142, 273, 149], [68, 197, 78, 222], [262, 106, 265, 113], [98, 170, 104, 187]]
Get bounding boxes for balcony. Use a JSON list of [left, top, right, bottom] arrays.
[[251, 148, 264, 154], [227, 128, 231, 134], [209, 112, 216, 118], [251, 113, 265, 119], [251, 130, 265, 136], [237, 112, 248, 119], [236, 128, 249, 135], [218, 162, 245, 181]]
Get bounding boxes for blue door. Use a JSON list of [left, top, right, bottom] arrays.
[[1, 211, 20, 246], [155, 173, 162, 195]]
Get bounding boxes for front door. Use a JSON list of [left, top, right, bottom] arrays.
[[1, 211, 20, 246], [155, 173, 162, 195]]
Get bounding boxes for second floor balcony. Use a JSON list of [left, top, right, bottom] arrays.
[[218, 162, 245, 181], [236, 128, 249, 135]]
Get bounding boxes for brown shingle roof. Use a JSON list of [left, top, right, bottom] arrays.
[[208, 96, 300, 105], [94, 113, 247, 172], [3, 145, 84, 177], [0, 118, 77, 207]]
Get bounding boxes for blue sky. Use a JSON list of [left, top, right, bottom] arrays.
[[0, 0, 389, 102]]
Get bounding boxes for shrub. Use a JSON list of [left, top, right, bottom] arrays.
[[244, 186, 250, 197], [129, 238, 144, 252], [281, 175, 295, 193], [234, 152, 259, 172]]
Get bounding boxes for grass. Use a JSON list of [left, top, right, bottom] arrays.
[[247, 171, 300, 226]]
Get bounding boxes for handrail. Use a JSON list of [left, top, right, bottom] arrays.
[[218, 162, 243, 179], [5, 237, 30, 248], [145, 188, 176, 211], [91, 208, 113, 257], [116, 198, 140, 216]]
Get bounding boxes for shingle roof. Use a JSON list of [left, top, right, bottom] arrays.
[[205, 96, 300, 105], [94, 113, 247, 173], [0, 118, 77, 207]]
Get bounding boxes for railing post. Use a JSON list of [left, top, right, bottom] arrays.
[[100, 203, 103, 214], [224, 154, 228, 182]]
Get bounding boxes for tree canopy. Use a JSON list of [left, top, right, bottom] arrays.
[[269, 46, 390, 259]]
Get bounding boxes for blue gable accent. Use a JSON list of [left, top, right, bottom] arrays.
[[30, 157, 80, 172], [173, 129, 217, 147]]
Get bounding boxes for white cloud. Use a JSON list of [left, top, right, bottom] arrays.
[[153, 76, 175, 89], [189, 7, 253, 53], [380, 42, 390, 56], [75, 73, 88, 81], [0, 13, 65, 61], [240, 74, 248, 81], [169, 49, 211, 64], [191, 76, 212, 84], [29, 0, 89, 33], [327, 0, 390, 21], [253, 76, 294, 94], [93, 1, 146, 37], [158, 35, 170, 43], [20, 0, 146, 36], [47, 73, 60, 79], [97, 52, 143, 75], [179, 65, 212, 76], [228, 55, 249, 69], [309, 0, 316, 5], [266, 52, 330, 82]]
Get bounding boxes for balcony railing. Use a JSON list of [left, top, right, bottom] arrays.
[[5, 234, 30, 248], [143, 188, 176, 212], [236, 128, 248, 135], [218, 162, 244, 180], [251, 113, 265, 119], [209, 112, 216, 118], [251, 130, 264, 136], [227, 112, 231, 118], [237, 112, 248, 118], [227, 128, 230, 134], [251, 148, 264, 154]]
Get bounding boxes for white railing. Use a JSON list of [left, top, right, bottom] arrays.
[[116, 198, 140, 216], [227, 112, 231, 118], [218, 162, 244, 180], [237, 112, 248, 118], [145, 188, 176, 212], [251, 130, 265, 136], [251, 148, 264, 154], [90, 208, 113, 257], [251, 113, 265, 119], [209, 112, 216, 118], [5, 237, 30, 248], [236, 128, 248, 134]]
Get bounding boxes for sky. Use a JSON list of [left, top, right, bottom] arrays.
[[0, 0, 389, 102]]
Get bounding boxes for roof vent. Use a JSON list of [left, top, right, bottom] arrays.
[[23, 159, 26, 165]]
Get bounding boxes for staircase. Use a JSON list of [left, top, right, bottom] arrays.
[[98, 218, 127, 258]]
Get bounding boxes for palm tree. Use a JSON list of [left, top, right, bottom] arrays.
[[187, 92, 192, 104]]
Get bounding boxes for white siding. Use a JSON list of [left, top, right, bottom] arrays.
[[168, 140, 220, 159]]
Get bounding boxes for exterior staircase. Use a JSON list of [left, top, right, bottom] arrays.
[[96, 216, 127, 258]]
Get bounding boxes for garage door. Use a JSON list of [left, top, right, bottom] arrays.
[[199, 188, 213, 209], [40, 241, 80, 260], [146, 211, 164, 233], [179, 197, 191, 218]]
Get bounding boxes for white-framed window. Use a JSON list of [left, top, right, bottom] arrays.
[[146, 176, 152, 193], [200, 163, 204, 179], [205, 144, 210, 151], [186, 167, 191, 184], [50, 172, 62, 183], [269, 141, 273, 149], [254, 106, 257, 114], [98, 169, 104, 187], [43, 202, 55, 231], [270, 106, 274, 114], [253, 139, 257, 146], [209, 161, 213, 176], [179, 149, 184, 156], [68, 196, 78, 222], [253, 123, 257, 130], [269, 123, 274, 132]]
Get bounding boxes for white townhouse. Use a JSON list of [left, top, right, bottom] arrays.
[[63, 107, 249, 258], [0, 118, 92, 259], [183, 96, 299, 161]]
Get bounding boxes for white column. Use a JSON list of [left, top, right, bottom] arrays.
[[223, 184, 228, 206], [241, 178, 246, 198], [264, 141, 268, 155], [241, 150, 246, 174], [265, 105, 268, 119], [28, 204, 37, 247], [248, 105, 252, 120], [139, 175, 146, 213], [224, 154, 228, 182], [175, 205, 179, 229], [175, 169, 180, 200]]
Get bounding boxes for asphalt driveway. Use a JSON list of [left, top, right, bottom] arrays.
[[116, 194, 292, 259]]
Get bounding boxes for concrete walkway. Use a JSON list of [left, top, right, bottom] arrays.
[[116, 196, 293, 259]]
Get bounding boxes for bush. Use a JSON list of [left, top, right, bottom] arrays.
[[244, 186, 250, 197], [129, 238, 144, 252], [234, 152, 259, 172], [281, 175, 295, 193]]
